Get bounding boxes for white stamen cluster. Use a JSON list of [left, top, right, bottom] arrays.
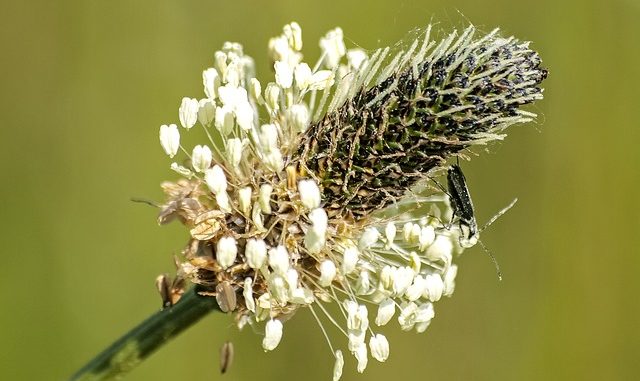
[[158, 22, 472, 380]]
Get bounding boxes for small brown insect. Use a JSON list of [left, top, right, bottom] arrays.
[[219, 341, 234, 374]]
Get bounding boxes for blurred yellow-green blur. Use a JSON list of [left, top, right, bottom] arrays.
[[1, 0, 639, 380]]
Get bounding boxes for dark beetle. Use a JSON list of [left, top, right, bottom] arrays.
[[447, 164, 479, 247]]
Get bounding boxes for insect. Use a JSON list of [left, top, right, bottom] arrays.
[[446, 164, 479, 247], [447, 164, 518, 280]]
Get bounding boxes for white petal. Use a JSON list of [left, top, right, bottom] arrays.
[[259, 184, 273, 214], [178, 97, 199, 129], [159, 124, 180, 158], [287, 103, 310, 133], [226, 138, 244, 168], [202, 68, 220, 99], [425, 234, 453, 266], [197, 98, 216, 126], [245, 238, 267, 269], [214, 106, 234, 135], [294, 62, 312, 90], [424, 273, 444, 302], [354, 342, 368, 373], [358, 227, 380, 250], [307, 70, 334, 91], [298, 179, 321, 209], [243, 277, 255, 312], [204, 165, 227, 194], [332, 350, 344, 381], [443, 264, 458, 296], [385, 222, 396, 246], [274, 61, 293, 89], [237, 187, 252, 216], [398, 302, 418, 331], [318, 259, 337, 287], [320, 27, 346, 69], [216, 236, 237, 269], [347, 49, 367, 70], [262, 319, 283, 351], [283, 22, 303, 51], [191, 145, 212, 173], [419, 226, 436, 251], [268, 245, 290, 275], [341, 245, 359, 274], [369, 334, 389, 362], [234, 101, 254, 131], [375, 298, 395, 326]]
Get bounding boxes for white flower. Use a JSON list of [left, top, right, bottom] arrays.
[[305, 208, 328, 254], [178, 97, 199, 129], [318, 260, 337, 287], [197, 98, 216, 126], [443, 264, 458, 297], [308, 70, 335, 91], [347, 49, 367, 70], [250, 78, 262, 101], [259, 123, 279, 151], [375, 298, 395, 326], [320, 27, 346, 69], [246, 238, 267, 269], [294, 63, 312, 90], [202, 68, 220, 99], [269, 275, 288, 305], [419, 226, 436, 251], [391, 266, 415, 296], [405, 275, 427, 301], [298, 179, 321, 209], [204, 165, 227, 194], [341, 245, 359, 274], [425, 234, 453, 265], [191, 145, 212, 173], [398, 302, 418, 331], [288, 104, 310, 133], [423, 273, 444, 302], [264, 82, 280, 112], [355, 270, 370, 295], [226, 138, 244, 169], [414, 302, 435, 333], [214, 51, 227, 79], [244, 277, 255, 312], [215, 106, 234, 135], [234, 101, 254, 131], [238, 186, 252, 216], [259, 184, 273, 214], [333, 350, 344, 381], [262, 319, 283, 351], [354, 342, 368, 373], [274, 61, 293, 89], [385, 222, 396, 247], [268, 245, 290, 275], [283, 22, 303, 51], [159, 124, 180, 158], [358, 227, 379, 250], [369, 334, 389, 362], [170, 162, 192, 177], [216, 236, 237, 269]]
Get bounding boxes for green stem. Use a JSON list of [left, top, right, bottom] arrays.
[[69, 287, 221, 381]]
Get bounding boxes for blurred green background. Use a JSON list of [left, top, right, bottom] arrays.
[[1, 0, 639, 380]]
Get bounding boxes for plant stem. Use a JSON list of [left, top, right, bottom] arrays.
[[69, 287, 220, 381]]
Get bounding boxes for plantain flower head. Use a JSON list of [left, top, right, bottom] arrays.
[[156, 22, 546, 379]]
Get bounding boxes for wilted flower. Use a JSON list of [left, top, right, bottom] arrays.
[[156, 22, 546, 379]]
